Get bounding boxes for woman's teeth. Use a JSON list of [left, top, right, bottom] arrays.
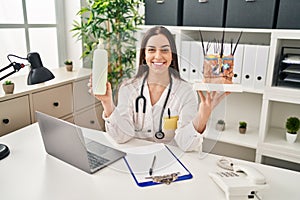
[[153, 62, 163, 66]]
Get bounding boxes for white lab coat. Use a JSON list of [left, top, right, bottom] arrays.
[[103, 74, 203, 152]]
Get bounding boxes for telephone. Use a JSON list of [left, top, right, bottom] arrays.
[[209, 160, 269, 200]]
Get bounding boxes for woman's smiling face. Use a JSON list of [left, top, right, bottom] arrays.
[[145, 34, 172, 74]]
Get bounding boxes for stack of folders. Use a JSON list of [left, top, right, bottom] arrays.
[[123, 143, 192, 187]]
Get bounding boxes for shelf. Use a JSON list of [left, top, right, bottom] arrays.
[[192, 82, 264, 94], [138, 25, 274, 33], [283, 74, 300, 83], [282, 65, 300, 74], [260, 127, 300, 163], [205, 124, 259, 149], [193, 82, 243, 92], [264, 87, 300, 104], [138, 25, 272, 45]]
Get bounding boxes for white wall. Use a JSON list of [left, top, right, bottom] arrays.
[[63, 0, 83, 68]]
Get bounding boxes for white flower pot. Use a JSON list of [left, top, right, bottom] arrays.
[[215, 123, 225, 131], [286, 132, 298, 143]]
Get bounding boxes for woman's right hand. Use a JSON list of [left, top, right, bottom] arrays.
[[88, 75, 115, 117]]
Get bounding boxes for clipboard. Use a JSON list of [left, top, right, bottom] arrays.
[[123, 143, 193, 187]]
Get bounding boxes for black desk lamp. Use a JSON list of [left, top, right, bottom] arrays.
[[0, 52, 55, 84], [0, 52, 55, 160], [27, 52, 55, 84]]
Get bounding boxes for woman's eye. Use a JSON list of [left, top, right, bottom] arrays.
[[147, 48, 155, 52], [161, 48, 170, 53]]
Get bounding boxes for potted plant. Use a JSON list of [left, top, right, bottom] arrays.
[[2, 80, 15, 94], [216, 119, 225, 131], [285, 117, 300, 143], [239, 121, 247, 134], [72, 0, 144, 93], [64, 59, 73, 72]]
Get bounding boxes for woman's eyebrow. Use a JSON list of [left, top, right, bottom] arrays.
[[146, 44, 170, 48], [161, 45, 170, 48]]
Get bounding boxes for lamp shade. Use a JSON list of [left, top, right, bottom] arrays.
[[27, 52, 55, 85]]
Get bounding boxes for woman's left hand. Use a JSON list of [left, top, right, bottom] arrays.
[[193, 91, 230, 133], [198, 91, 230, 117]]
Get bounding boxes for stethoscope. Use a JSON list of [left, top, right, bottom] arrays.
[[134, 71, 173, 140]]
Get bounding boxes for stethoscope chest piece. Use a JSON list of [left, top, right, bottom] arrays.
[[155, 131, 165, 140]]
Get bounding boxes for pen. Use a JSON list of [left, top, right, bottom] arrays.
[[220, 29, 225, 58], [149, 155, 156, 176], [233, 31, 243, 55], [199, 30, 206, 56]]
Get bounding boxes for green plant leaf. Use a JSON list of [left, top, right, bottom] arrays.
[[72, 0, 144, 91]]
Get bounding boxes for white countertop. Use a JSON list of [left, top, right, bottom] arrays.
[[0, 123, 299, 200], [0, 67, 91, 100]]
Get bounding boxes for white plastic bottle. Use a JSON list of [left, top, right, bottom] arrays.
[[92, 39, 108, 95]]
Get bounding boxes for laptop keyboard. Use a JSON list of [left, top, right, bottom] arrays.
[[87, 151, 110, 169]]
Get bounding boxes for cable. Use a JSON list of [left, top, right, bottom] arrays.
[[216, 157, 234, 171], [7, 54, 27, 63], [253, 191, 262, 200]]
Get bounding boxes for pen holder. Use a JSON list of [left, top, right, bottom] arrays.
[[203, 54, 234, 84]]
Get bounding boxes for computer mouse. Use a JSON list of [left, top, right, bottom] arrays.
[[0, 144, 10, 160]]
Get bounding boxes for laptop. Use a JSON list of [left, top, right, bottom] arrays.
[[36, 111, 126, 174]]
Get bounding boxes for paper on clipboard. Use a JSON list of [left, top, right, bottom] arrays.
[[123, 143, 192, 187]]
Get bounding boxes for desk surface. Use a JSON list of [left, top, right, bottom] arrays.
[[0, 123, 299, 200]]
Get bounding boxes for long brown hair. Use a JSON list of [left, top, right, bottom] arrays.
[[135, 26, 181, 79]]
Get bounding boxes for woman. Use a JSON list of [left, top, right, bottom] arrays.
[[91, 26, 228, 152]]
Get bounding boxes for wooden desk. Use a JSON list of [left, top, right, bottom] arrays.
[[0, 123, 299, 200]]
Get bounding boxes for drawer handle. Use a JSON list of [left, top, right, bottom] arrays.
[[245, 0, 255, 2], [156, 0, 164, 4], [2, 118, 10, 124], [199, 0, 208, 3], [90, 120, 95, 124], [53, 102, 59, 107]]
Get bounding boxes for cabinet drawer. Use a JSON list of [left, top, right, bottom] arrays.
[[0, 96, 31, 136], [32, 84, 73, 120], [276, 0, 300, 29], [73, 78, 100, 111], [73, 104, 104, 131], [183, 0, 226, 27], [145, 0, 183, 26], [226, 0, 277, 28]]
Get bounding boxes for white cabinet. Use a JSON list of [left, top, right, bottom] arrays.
[[0, 68, 104, 136], [138, 26, 300, 169], [32, 84, 73, 121], [72, 77, 104, 131], [73, 78, 99, 111], [0, 95, 31, 136], [256, 32, 300, 167], [73, 103, 105, 131]]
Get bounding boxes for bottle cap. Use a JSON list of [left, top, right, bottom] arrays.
[[97, 38, 104, 49]]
